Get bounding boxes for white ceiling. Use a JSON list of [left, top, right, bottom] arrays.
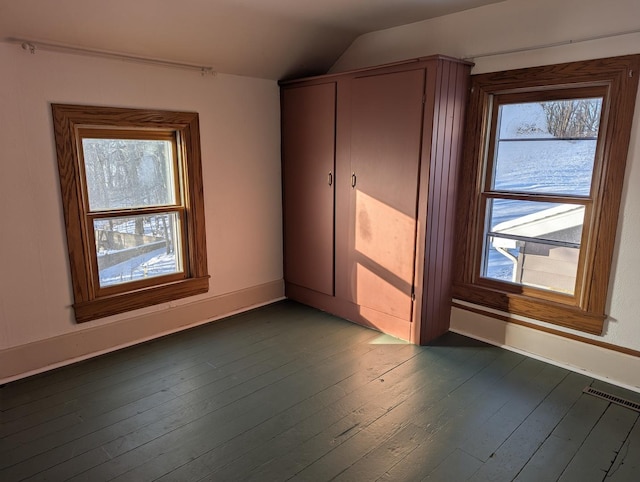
[[0, 0, 505, 80]]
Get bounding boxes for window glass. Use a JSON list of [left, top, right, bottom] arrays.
[[82, 137, 176, 211], [480, 97, 601, 296], [79, 131, 185, 292], [492, 99, 601, 196], [95, 213, 183, 287], [483, 200, 585, 293]]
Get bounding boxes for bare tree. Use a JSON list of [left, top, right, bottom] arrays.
[[541, 99, 602, 138]]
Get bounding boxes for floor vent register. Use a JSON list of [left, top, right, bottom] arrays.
[[583, 386, 640, 412]]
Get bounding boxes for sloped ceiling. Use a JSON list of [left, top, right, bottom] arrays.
[[0, 0, 505, 80]]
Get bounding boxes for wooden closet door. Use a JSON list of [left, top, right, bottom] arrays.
[[348, 69, 425, 321], [281, 83, 336, 296]]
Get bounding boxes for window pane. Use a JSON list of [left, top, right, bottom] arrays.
[[483, 199, 584, 294], [493, 99, 601, 196], [82, 138, 176, 211], [95, 213, 183, 288], [493, 139, 596, 195], [498, 99, 602, 140]]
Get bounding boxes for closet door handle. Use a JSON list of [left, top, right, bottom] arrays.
[[351, 172, 357, 188], [328, 171, 333, 186]]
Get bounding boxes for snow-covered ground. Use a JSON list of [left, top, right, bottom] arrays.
[[94, 212, 180, 288], [99, 248, 180, 287]]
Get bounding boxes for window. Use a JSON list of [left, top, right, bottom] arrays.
[[482, 93, 602, 295], [454, 55, 640, 334], [52, 105, 209, 322]]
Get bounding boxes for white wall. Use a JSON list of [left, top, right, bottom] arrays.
[[332, 0, 640, 387], [0, 44, 284, 380]]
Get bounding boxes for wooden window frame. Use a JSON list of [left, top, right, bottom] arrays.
[[453, 55, 640, 334], [52, 104, 209, 323]]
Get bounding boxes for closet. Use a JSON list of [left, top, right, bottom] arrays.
[[281, 56, 472, 344]]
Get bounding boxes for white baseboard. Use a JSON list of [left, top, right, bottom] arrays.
[[0, 280, 284, 384], [450, 306, 640, 393]]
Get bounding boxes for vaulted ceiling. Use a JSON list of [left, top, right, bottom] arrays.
[[0, 0, 505, 79]]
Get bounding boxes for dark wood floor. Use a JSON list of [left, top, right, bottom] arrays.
[[1, 301, 639, 481]]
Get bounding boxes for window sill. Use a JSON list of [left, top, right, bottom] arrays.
[[73, 276, 210, 323], [452, 283, 605, 335]]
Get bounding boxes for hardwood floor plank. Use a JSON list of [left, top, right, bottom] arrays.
[[607, 417, 640, 481], [461, 364, 570, 462], [117, 358, 422, 480], [558, 403, 638, 481], [1, 305, 344, 467], [156, 346, 429, 481], [1, 306, 290, 408], [0, 303, 291, 410], [328, 351, 524, 480], [14, 317, 382, 480], [514, 391, 609, 481], [422, 448, 483, 481], [333, 422, 430, 482], [2, 302, 640, 482], [72, 338, 414, 480], [156, 340, 471, 481], [339, 352, 538, 481], [252, 346, 503, 481], [0, 303, 295, 431], [177, 337, 494, 481], [0, 306, 349, 466], [376, 356, 560, 481], [468, 371, 591, 481], [59, 336, 395, 481]]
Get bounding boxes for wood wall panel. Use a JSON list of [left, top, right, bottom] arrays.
[[419, 60, 470, 344]]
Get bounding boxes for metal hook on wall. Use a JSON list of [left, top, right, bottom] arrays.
[[21, 42, 36, 54]]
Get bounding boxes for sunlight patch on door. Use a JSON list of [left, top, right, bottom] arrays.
[[354, 190, 415, 320]]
